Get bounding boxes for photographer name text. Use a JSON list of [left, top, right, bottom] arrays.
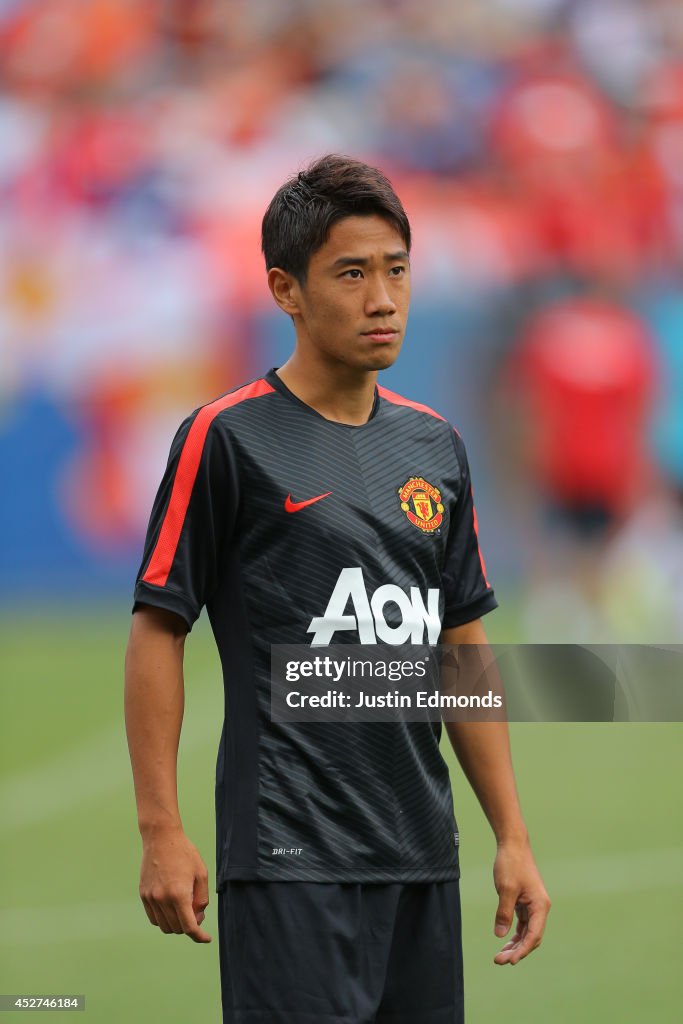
[[284, 689, 502, 709]]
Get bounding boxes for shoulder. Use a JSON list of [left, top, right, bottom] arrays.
[[177, 374, 276, 437], [375, 385, 482, 503], [192, 375, 276, 429], [377, 383, 464, 454], [167, 374, 276, 469], [377, 383, 448, 424]]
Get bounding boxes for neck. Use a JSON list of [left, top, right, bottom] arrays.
[[276, 351, 378, 426]]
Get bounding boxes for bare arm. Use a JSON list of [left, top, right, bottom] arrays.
[[124, 605, 212, 943], [441, 618, 550, 965]]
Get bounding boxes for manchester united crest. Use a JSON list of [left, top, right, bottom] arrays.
[[398, 477, 444, 533]]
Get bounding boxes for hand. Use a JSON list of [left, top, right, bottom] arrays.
[[492, 838, 550, 965], [139, 826, 212, 943]]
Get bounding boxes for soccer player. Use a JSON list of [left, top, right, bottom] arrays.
[[125, 154, 550, 1023]]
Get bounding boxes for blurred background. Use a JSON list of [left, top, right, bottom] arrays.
[[1, 1, 681, 1022]]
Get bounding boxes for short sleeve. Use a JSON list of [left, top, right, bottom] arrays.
[[441, 429, 498, 629], [132, 409, 239, 631]]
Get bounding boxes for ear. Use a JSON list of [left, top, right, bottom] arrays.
[[267, 268, 301, 317]]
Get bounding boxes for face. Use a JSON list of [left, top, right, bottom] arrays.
[[270, 214, 411, 372]]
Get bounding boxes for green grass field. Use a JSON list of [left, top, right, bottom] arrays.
[[1, 606, 681, 1022]]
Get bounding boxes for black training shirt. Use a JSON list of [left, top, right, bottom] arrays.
[[133, 367, 498, 887]]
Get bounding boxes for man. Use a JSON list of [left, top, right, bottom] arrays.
[[507, 297, 656, 643], [512, 297, 656, 530], [125, 154, 550, 1023]]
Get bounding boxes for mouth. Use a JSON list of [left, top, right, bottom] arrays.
[[361, 328, 400, 343]]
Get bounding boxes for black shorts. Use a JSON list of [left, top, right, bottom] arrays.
[[218, 880, 464, 1023]]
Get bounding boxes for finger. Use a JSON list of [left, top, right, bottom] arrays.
[[140, 896, 160, 928], [502, 930, 540, 964], [495, 930, 527, 965], [494, 904, 529, 964], [494, 885, 517, 937], [158, 900, 185, 935], [494, 938, 518, 965], [149, 900, 174, 935], [175, 897, 212, 943], [193, 871, 210, 924], [495, 907, 544, 965], [507, 907, 546, 964], [510, 902, 528, 943]]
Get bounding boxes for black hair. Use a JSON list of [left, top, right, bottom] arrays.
[[261, 153, 411, 284]]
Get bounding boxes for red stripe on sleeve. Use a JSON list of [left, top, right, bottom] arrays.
[[471, 487, 491, 588], [142, 378, 274, 588], [377, 385, 445, 421]]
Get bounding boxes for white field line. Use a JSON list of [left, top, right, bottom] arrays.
[[1, 846, 681, 945], [0, 684, 222, 830]]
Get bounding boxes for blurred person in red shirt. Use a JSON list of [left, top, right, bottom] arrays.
[[515, 296, 657, 529], [506, 295, 658, 639]]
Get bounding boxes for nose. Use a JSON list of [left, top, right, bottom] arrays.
[[364, 275, 397, 317]]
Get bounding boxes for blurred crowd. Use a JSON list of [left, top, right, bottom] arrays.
[[1, 0, 682, 639]]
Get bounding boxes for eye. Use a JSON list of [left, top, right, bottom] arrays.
[[342, 269, 363, 279], [389, 265, 406, 276]]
